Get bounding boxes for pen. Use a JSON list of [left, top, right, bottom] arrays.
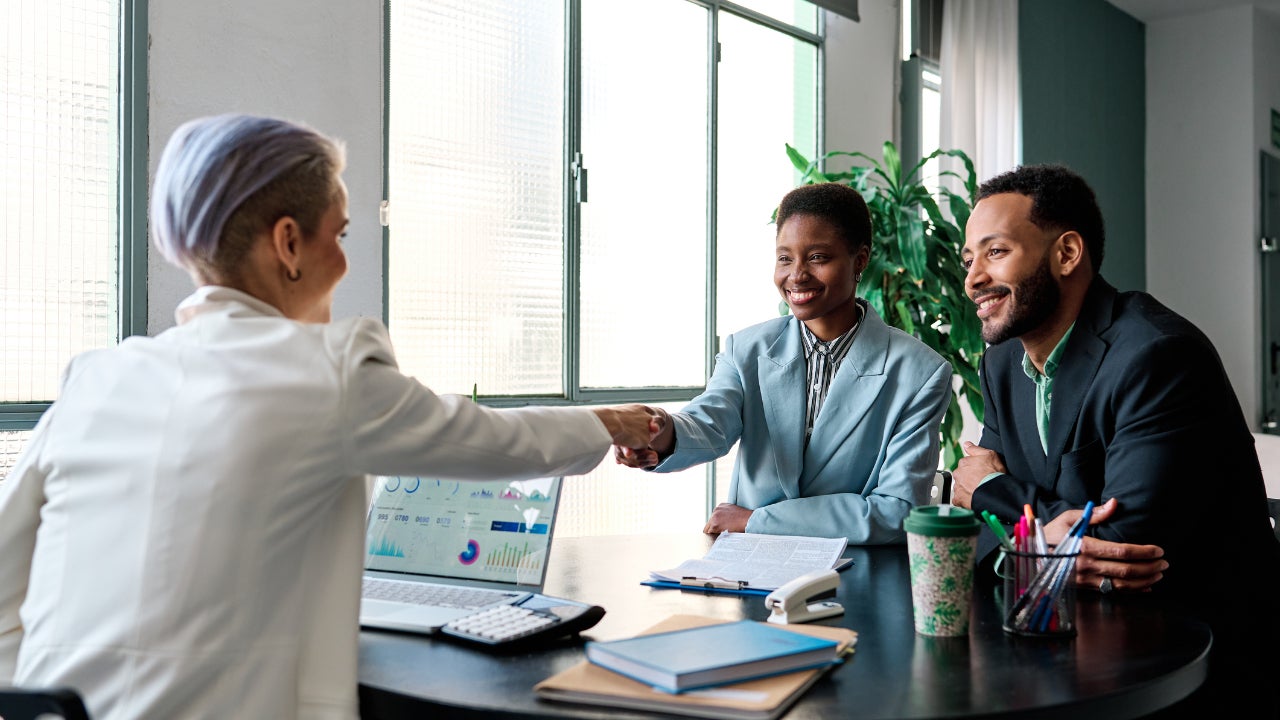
[[1034, 518, 1048, 555], [981, 510, 1014, 551], [680, 576, 749, 591]]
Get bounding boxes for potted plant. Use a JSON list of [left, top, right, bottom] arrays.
[[782, 141, 983, 469]]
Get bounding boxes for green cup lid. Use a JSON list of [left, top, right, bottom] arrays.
[[903, 505, 980, 537]]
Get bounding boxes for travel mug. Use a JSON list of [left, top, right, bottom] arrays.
[[904, 505, 981, 636]]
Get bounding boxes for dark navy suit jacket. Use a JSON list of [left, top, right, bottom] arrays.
[[971, 276, 1280, 715]]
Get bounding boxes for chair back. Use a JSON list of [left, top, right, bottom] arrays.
[[1254, 432, 1280, 498], [0, 687, 91, 720], [927, 469, 952, 505]]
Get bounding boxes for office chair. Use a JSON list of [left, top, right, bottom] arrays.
[[928, 469, 952, 505], [1254, 432, 1280, 497], [0, 686, 91, 720]]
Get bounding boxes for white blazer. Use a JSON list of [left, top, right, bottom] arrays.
[[0, 286, 612, 720]]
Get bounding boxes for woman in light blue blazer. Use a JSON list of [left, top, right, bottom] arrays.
[[619, 183, 952, 545]]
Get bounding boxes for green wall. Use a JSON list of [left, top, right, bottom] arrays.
[[1019, 0, 1146, 291]]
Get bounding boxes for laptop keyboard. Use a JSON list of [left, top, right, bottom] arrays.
[[363, 577, 521, 609]]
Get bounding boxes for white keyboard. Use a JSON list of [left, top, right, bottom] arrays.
[[440, 595, 607, 649], [362, 578, 520, 610], [443, 604, 559, 644]]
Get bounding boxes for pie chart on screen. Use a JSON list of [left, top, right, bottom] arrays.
[[459, 539, 480, 565]]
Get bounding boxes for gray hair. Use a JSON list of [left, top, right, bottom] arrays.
[[150, 114, 346, 281]]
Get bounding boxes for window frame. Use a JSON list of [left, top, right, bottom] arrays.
[[0, 0, 149, 433]]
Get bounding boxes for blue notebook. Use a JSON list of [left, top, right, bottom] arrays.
[[584, 619, 842, 694]]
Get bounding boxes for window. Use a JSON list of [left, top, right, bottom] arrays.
[[900, 0, 943, 182], [387, 0, 821, 535], [0, 0, 146, 480]]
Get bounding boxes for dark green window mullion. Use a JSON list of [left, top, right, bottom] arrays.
[[380, 0, 391, 330], [119, 0, 148, 343], [563, 0, 584, 404], [704, 2, 720, 514]]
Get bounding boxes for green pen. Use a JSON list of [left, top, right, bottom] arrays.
[[981, 510, 1015, 551]]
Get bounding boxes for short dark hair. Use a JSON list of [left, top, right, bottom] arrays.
[[775, 182, 872, 253], [977, 164, 1105, 273]]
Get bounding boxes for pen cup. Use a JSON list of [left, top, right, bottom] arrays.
[[904, 506, 981, 637], [997, 547, 1080, 637]]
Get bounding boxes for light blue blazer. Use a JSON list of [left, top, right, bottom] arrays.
[[655, 304, 952, 545]]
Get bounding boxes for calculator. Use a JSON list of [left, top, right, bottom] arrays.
[[440, 593, 605, 650]]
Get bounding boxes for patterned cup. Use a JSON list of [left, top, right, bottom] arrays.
[[904, 505, 981, 637]]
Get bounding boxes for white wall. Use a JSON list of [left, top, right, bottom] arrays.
[[823, 1, 899, 159], [146, 0, 384, 332], [1145, 4, 1274, 428]]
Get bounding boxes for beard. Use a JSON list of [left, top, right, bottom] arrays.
[[980, 256, 1061, 345]]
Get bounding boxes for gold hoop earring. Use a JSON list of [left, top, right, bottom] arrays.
[[287, 268, 302, 282]]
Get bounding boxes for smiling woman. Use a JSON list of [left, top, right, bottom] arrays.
[[614, 182, 954, 548], [783, 141, 983, 469]]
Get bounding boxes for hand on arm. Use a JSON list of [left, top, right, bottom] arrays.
[[1043, 498, 1167, 593], [612, 407, 674, 470], [951, 441, 1006, 509], [703, 503, 752, 534]]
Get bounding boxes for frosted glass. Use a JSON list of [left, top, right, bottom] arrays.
[[1, 0, 119, 402], [715, 13, 818, 338], [579, 0, 708, 389], [388, 0, 565, 397], [0, 430, 34, 484]]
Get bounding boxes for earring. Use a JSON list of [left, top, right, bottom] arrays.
[[855, 272, 862, 285], [287, 268, 302, 282]]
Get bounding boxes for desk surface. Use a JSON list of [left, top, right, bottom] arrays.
[[358, 533, 1209, 719]]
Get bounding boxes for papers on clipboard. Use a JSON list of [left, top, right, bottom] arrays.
[[644, 532, 850, 594]]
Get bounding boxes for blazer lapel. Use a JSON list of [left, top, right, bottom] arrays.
[[1044, 279, 1117, 474], [803, 304, 889, 482], [760, 318, 807, 496]]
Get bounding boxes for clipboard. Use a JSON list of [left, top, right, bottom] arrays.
[[641, 558, 854, 596]]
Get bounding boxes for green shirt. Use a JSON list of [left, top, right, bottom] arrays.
[[1021, 324, 1075, 454]]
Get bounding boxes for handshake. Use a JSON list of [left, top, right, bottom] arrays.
[[590, 404, 674, 470]]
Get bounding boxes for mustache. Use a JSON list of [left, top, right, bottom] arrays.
[[970, 288, 1010, 304]]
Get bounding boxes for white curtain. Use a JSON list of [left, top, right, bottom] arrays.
[[939, 0, 1021, 187]]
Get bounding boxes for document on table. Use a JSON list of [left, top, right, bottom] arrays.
[[648, 532, 849, 592]]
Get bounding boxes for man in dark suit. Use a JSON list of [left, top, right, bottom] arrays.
[[951, 163, 1280, 717]]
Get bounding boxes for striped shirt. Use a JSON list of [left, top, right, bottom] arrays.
[[799, 303, 863, 442]]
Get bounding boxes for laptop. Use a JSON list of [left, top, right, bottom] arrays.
[[359, 475, 564, 634]]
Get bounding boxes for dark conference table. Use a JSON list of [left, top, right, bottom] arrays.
[[357, 533, 1210, 719]]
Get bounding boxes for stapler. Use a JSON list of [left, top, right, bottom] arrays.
[[763, 568, 844, 624]]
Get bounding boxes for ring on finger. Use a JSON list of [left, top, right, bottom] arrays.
[[1099, 576, 1114, 594]]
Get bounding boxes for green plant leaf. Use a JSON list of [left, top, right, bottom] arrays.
[[882, 141, 902, 192], [785, 143, 812, 173], [898, 211, 928, 280]]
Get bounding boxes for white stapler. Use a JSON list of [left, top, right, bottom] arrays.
[[763, 568, 844, 625]]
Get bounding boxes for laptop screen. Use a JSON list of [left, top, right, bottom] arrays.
[[364, 476, 563, 588]]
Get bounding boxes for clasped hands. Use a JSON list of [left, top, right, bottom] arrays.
[[610, 406, 674, 470], [953, 441, 1168, 593]]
